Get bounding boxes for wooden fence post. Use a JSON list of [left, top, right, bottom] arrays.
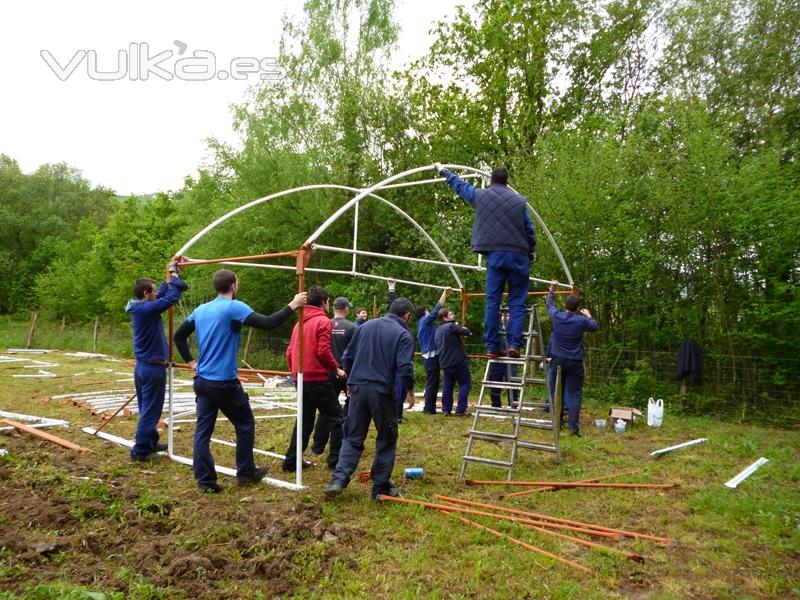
[[25, 311, 38, 349], [92, 316, 100, 352], [242, 328, 253, 363], [59, 315, 66, 335]]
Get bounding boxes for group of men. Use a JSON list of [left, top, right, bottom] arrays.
[[126, 163, 597, 500]]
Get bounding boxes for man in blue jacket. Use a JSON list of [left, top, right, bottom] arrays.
[[434, 164, 536, 359], [546, 282, 598, 437], [323, 297, 415, 500], [414, 287, 449, 414], [125, 261, 187, 462]]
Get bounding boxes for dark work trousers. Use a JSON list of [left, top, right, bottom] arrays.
[[441, 360, 472, 415], [311, 376, 347, 455], [283, 380, 342, 470], [488, 361, 518, 408], [332, 383, 398, 498], [547, 357, 585, 434], [193, 376, 256, 486], [422, 355, 441, 413], [131, 362, 167, 459], [484, 251, 530, 353]]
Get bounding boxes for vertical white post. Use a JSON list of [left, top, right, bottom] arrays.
[[352, 201, 360, 273], [168, 364, 174, 455], [295, 373, 303, 486]]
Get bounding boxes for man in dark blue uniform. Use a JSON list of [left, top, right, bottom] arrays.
[[323, 297, 415, 500], [414, 287, 449, 414], [434, 164, 536, 360], [546, 282, 598, 437], [126, 261, 187, 462], [174, 269, 306, 493]]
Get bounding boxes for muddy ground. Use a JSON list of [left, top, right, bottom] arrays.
[[0, 434, 362, 598]]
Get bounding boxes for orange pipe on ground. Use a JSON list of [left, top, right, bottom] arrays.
[[467, 480, 678, 490], [436, 494, 674, 546], [377, 495, 644, 562], [439, 509, 591, 574], [500, 469, 641, 499], [2, 419, 91, 452]]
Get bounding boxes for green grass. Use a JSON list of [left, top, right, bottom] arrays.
[[0, 348, 798, 598]]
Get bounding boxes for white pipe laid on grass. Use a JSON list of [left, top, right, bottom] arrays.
[[724, 457, 769, 489], [650, 438, 707, 458]]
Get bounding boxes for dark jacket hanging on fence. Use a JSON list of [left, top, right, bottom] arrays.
[[676, 338, 703, 384]]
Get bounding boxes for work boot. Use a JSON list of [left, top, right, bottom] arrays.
[[131, 452, 161, 463], [487, 349, 506, 359], [282, 460, 313, 473], [373, 487, 402, 501], [237, 466, 268, 487], [198, 482, 223, 494], [507, 348, 520, 359], [323, 481, 345, 498], [155, 443, 168, 453]]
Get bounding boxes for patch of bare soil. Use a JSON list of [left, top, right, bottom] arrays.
[[0, 436, 363, 597]]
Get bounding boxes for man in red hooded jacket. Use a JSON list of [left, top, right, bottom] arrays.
[[282, 285, 346, 471]]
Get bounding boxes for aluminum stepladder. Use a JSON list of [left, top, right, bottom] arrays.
[[460, 303, 561, 480]]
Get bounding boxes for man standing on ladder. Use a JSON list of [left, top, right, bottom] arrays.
[[434, 164, 536, 359], [546, 281, 597, 437]]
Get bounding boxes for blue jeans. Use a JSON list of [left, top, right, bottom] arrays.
[[192, 376, 256, 486], [441, 360, 471, 414], [333, 383, 398, 497], [547, 357, 585, 434], [422, 355, 441, 413], [131, 362, 166, 459], [484, 251, 530, 352]]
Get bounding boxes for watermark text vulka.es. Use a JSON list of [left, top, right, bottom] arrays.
[[40, 41, 286, 82]]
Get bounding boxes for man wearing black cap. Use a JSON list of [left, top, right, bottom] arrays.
[[310, 295, 355, 459]]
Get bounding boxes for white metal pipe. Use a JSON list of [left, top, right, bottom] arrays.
[[211, 437, 286, 460], [295, 373, 303, 487], [83, 427, 305, 490], [352, 200, 359, 273], [724, 457, 769, 489], [375, 173, 481, 190], [650, 437, 707, 457]]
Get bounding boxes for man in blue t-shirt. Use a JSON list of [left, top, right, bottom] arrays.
[[174, 269, 306, 493], [546, 281, 598, 437], [125, 261, 187, 461]]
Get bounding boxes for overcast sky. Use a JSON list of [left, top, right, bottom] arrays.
[[1, 0, 460, 195]]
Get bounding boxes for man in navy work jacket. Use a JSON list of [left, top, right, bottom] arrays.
[[323, 297, 415, 500], [125, 261, 188, 462], [434, 308, 472, 416], [414, 287, 450, 414], [173, 269, 306, 493], [434, 164, 536, 360], [546, 281, 597, 437]]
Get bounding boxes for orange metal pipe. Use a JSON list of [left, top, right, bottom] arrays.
[[178, 251, 299, 268], [439, 509, 592, 574], [381, 495, 643, 562], [92, 391, 137, 436], [500, 469, 641, 499], [172, 363, 290, 377], [2, 419, 91, 452], [437, 494, 674, 546], [467, 480, 678, 490]]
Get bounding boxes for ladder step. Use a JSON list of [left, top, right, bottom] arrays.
[[517, 441, 559, 453], [467, 430, 517, 442], [499, 306, 535, 314], [462, 455, 514, 468], [518, 420, 555, 431], [481, 379, 524, 390], [476, 405, 520, 415]]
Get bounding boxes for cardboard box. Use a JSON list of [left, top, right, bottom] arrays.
[[609, 406, 644, 425]]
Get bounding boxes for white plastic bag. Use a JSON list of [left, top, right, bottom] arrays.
[[647, 397, 664, 427]]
